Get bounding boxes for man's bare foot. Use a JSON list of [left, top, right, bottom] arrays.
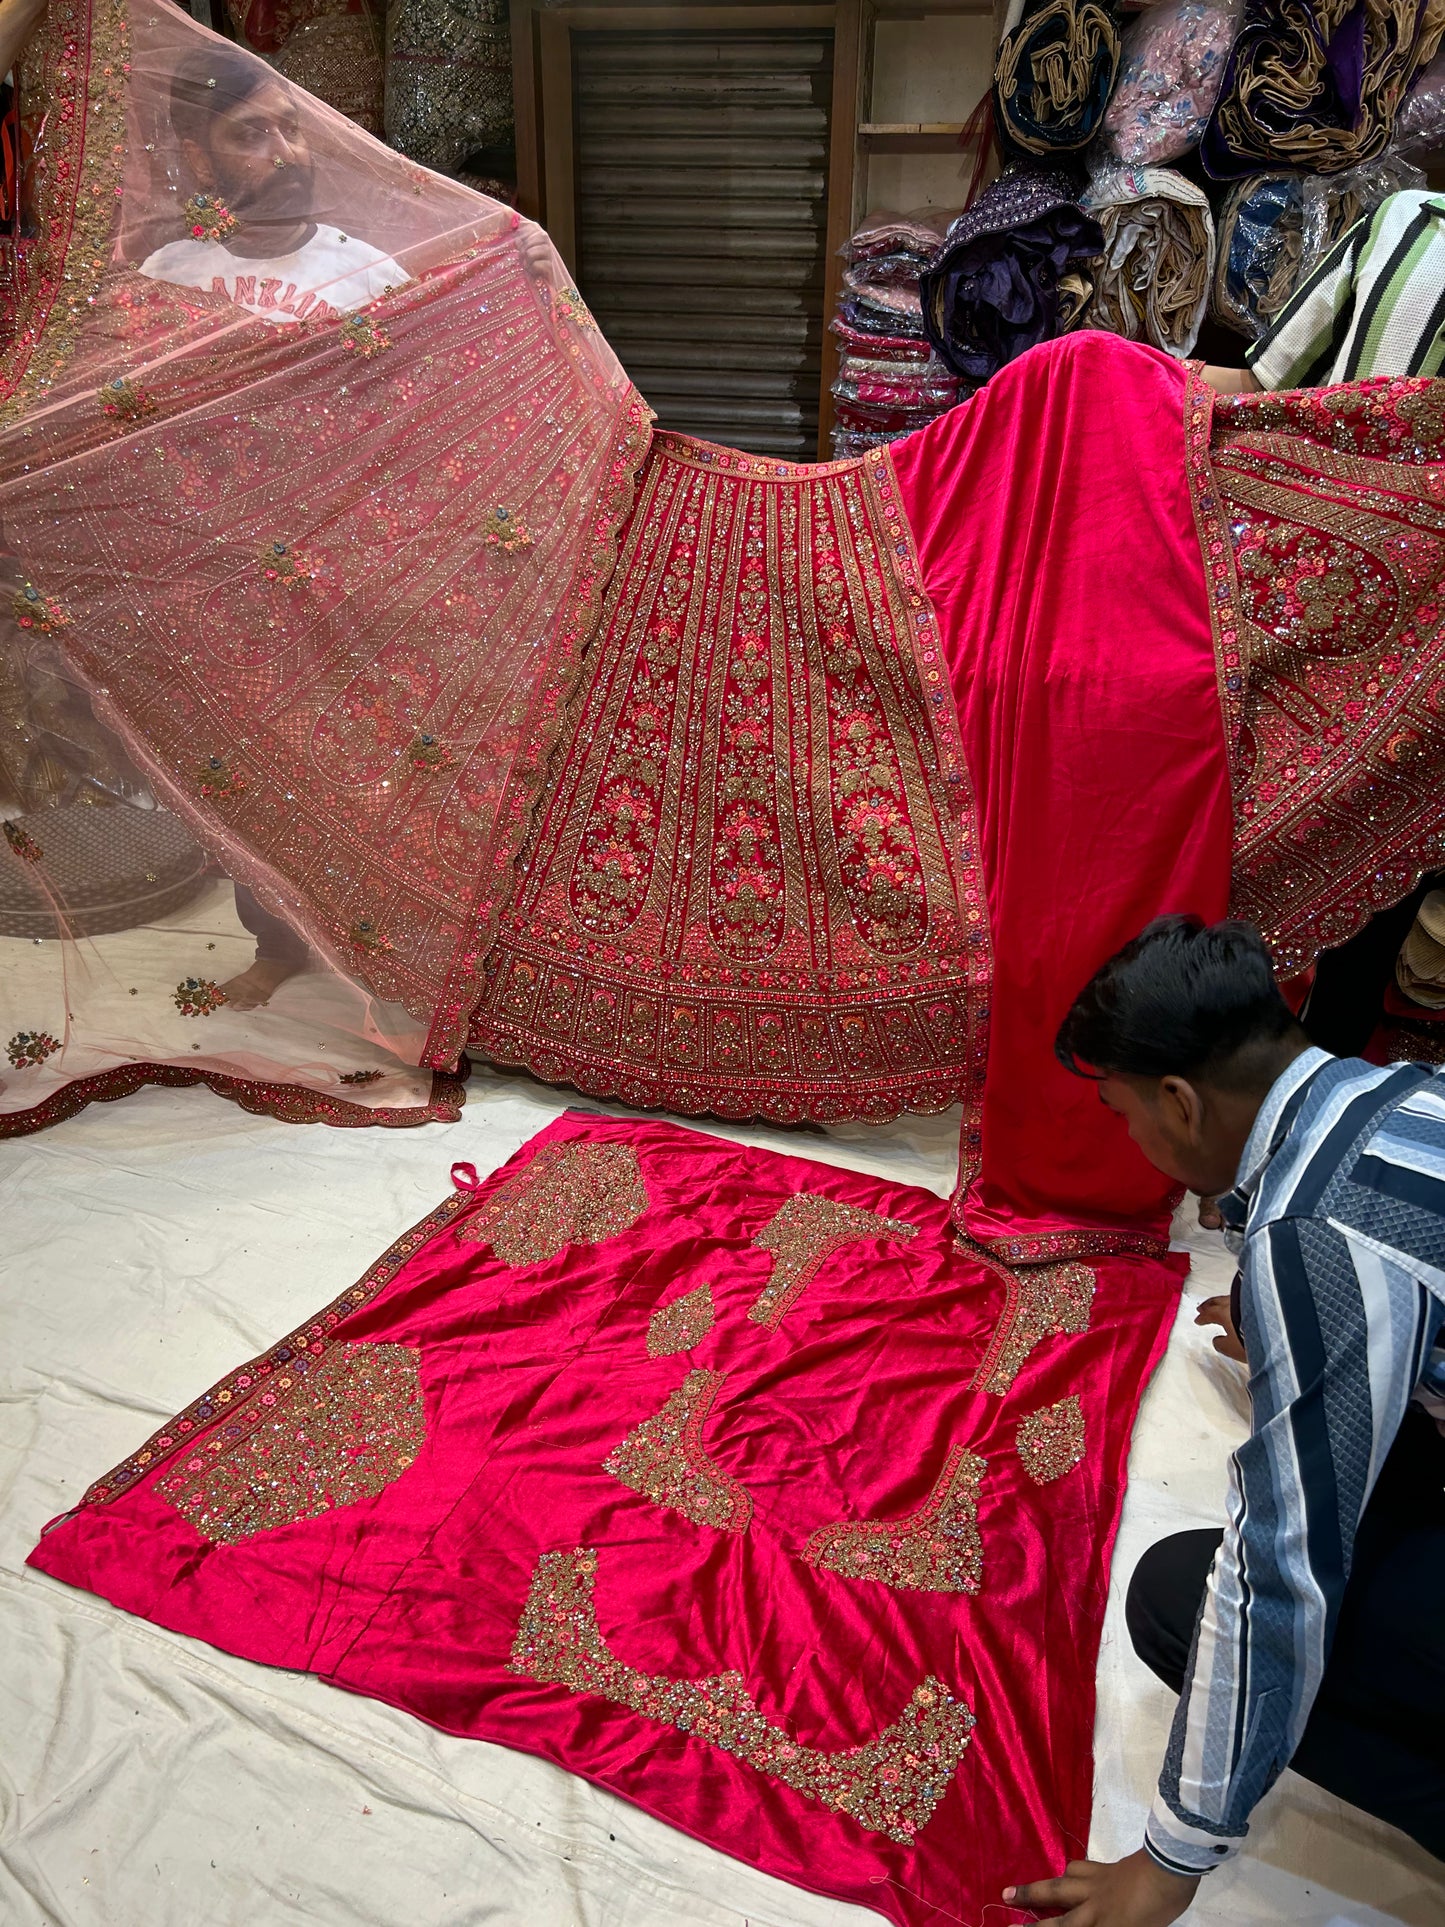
[[1196, 1193, 1224, 1231], [222, 957, 301, 1010]]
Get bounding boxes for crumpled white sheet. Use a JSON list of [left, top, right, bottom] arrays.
[[2, 1067, 1441, 1926]]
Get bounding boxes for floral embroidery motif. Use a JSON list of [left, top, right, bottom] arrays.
[[973, 1262, 1096, 1395], [803, 1444, 987, 1593], [6, 1029, 60, 1069], [183, 191, 238, 243], [156, 1341, 425, 1544], [347, 917, 392, 955], [259, 540, 314, 590], [408, 731, 453, 772], [98, 376, 156, 425], [339, 1069, 384, 1086], [553, 287, 596, 329], [457, 1139, 649, 1267], [481, 507, 534, 554], [173, 977, 227, 1018], [510, 1546, 976, 1842], [3, 821, 42, 862], [603, 1367, 752, 1532], [195, 754, 248, 801], [1016, 1396, 1085, 1484], [340, 314, 392, 359], [12, 582, 68, 632], [749, 1193, 918, 1329], [646, 1281, 716, 1356]]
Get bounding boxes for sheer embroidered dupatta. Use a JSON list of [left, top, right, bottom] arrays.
[[0, 0, 648, 1132]]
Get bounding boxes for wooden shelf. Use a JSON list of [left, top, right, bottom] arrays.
[[858, 120, 969, 150]]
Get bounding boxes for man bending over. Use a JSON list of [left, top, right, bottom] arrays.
[[1007, 916, 1445, 1923]]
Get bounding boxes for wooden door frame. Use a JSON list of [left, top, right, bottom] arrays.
[[510, 0, 865, 456]]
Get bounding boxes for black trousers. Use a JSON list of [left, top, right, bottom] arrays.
[[1126, 1407, 1445, 1861]]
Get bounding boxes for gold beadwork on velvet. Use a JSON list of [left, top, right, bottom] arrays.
[[458, 1140, 649, 1267], [748, 1192, 917, 1329], [1186, 375, 1445, 972], [646, 1281, 716, 1356], [157, 1341, 425, 1543], [603, 1368, 753, 1532], [509, 1546, 976, 1842], [1016, 1395, 1086, 1484], [803, 1444, 987, 1594], [973, 1261, 1096, 1394], [469, 435, 993, 1127]]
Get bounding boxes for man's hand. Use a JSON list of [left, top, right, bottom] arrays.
[[1195, 1293, 1246, 1363], [1004, 1849, 1201, 1924]]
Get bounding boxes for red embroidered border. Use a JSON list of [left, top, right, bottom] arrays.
[[1181, 365, 1246, 775], [0, 1058, 468, 1139], [71, 1190, 469, 1508]]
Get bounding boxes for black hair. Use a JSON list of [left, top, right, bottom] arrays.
[[1055, 914, 1304, 1091], [170, 44, 276, 157]]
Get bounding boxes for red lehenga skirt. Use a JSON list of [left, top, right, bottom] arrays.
[[471, 334, 1445, 1258]]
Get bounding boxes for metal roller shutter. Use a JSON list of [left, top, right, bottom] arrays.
[[571, 27, 833, 460]]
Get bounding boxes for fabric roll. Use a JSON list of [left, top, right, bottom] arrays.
[[1082, 165, 1215, 357], [994, 0, 1124, 157], [1201, 0, 1445, 178], [919, 165, 1103, 384], [1211, 173, 1305, 336], [1100, 0, 1241, 167]]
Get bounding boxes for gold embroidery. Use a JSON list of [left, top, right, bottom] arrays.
[[458, 1140, 648, 1267], [509, 1546, 976, 1842], [749, 1192, 917, 1328], [646, 1281, 715, 1356], [803, 1444, 986, 1593], [1016, 1396, 1086, 1484], [973, 1262, 1096, 1395], [157, 1342, 425, 1544], [603, 1368, 752, 1532]]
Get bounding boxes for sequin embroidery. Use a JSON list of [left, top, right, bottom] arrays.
[[457, 1139, 649, 1267], [603, 1367, 752, 1532], [3, 821, 42, 862], [509, 1546, 976, 1842], [749, 1192, 917, 1328], [12, 582, 67, 632], [157, 1341, 425, 1544], [646, 1281, 716, 1356], [803, 1444, 987, 1593], [973, 1261, 1096, 1395], [1016, 1396, 1086, 1484], [98, 376, 156, 424], [173, 976, 227, 1017], [6, 1029, 59, 1068]]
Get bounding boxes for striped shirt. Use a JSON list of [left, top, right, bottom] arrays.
[[1246, 190, 1445, 390], [1145, 1047, 1445, 1877]]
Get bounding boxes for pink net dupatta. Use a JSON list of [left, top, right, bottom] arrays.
[[0, 0, 649, 1134]]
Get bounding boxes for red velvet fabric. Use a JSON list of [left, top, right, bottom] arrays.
[[30, 1114, 1181, 1927], [890, 334, 1235, 1259]]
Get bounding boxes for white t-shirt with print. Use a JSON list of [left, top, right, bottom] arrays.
[[139, 223, 406, 322]]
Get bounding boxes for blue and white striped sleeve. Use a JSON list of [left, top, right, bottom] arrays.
[[1144, 1213, 1435, 1875]]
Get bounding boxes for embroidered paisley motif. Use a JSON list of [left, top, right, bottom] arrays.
[[973, 1261, 1096, 1395], [646, 1281, 716, 1357], [603, 1367, 752, 1532], [458, 1140, 648, 1267], [749, 1191, 918, 1328], [157, 1341, 425, 1543], [509, 1546, 976, 1843], [803, 1444, 987, 1594], [1016, 1396, 1086, 1484]]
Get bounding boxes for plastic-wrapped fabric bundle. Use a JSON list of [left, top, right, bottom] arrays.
[[1211, 155, 1424, 335], [1099, 0, 1242, 166], [385, 0, 514, 175], [1200, 0, 1445, 177], [1395, 43, 1445, 149], [829, 208, 962, 454], [919, 165, 1103, 384], [1081, 165, 1215, 356], [994, 0, 1124, 157]]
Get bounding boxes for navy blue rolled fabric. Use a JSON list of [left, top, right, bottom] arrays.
[[993, 0, 1124, 157]]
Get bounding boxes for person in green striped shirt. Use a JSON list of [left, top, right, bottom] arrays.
[[1205, 189, 1445, 395]]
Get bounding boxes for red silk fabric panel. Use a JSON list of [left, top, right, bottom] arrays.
[[31, 1114, 1180, 1927], [890, 335, 1235, 1257]]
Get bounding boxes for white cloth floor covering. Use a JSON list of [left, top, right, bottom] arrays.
[[2, 1067, 1442, 1926]]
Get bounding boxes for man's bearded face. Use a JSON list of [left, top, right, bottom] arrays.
[[204, 80, 315, 225]]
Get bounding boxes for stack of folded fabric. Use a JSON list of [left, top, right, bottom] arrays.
[[830, 209, 966, 457], [1082, 164, 1216, 356], [919, 165, 1104, 385]]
